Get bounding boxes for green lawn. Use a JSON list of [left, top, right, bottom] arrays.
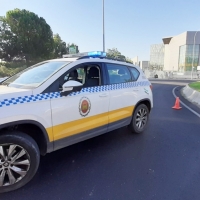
[[189, 82, 200, 92]]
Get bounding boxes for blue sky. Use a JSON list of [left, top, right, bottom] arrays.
[[1, 0, 200, 60]]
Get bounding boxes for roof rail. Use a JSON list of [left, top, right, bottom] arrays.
[[77, 56, 133, 64]]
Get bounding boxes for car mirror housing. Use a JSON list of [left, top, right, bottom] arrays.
[[61, 80, 83, 96]]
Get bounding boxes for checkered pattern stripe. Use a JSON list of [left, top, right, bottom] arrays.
[[0, 92, 60, 108], [0, 81, 150, 108]]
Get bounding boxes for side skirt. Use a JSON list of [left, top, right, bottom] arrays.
[[53, 117, 132, 151]]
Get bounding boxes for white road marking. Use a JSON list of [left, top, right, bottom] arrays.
[[172, 86, 200, 118]]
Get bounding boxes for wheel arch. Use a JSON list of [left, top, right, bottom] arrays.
[[0, 120, 53, 155], [134, 98, 152, 113]]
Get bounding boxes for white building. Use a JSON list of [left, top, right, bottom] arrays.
[[132, 56, 139, 65], [163, 31, 200, 73], [139, 61, 149, 71], [149, 44, 165, 70]]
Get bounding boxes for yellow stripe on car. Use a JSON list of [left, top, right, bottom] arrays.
[[108, 106, 134, 124], [48, 106, 134, 141]]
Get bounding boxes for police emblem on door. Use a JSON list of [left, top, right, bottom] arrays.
[[79, 97, 91, 117]]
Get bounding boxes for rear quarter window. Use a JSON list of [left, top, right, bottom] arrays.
[[129, 67, 140, 81]]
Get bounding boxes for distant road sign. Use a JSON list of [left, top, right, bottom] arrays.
[[69, 46, 77, 54]]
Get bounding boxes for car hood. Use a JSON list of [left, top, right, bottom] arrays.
[[0, 77, 8, 83], [0, 85, 32, 100]]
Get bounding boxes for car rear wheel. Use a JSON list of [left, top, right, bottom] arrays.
[[129, 104, 149, 134], [0, 131, 40, 193]]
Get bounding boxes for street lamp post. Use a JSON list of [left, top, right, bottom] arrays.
[[103, 0, 105, 52], [191, 31, 199, 79]]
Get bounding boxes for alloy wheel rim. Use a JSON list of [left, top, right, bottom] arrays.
[[135, 108, 147, 129], [0, 144, 30, 187]]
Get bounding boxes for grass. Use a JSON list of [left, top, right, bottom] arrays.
[[189, 81, 200, 92]]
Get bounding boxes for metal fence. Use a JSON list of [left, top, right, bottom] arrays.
[[144, 69, 200, 80]]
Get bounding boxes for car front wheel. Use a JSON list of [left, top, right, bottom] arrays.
[[0, 131, 40, 193]]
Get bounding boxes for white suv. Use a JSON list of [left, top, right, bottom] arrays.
[[0, 51, 153, 193]]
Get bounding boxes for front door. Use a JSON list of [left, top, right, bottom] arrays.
[[50, 63, 110, 150]]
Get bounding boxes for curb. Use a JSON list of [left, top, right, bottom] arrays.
[[173, 87, 200, 118], [181, 84, 200, 108]]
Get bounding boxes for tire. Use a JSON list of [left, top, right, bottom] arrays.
[[129, 104, 149, 134], [0, 131, 40, 193]]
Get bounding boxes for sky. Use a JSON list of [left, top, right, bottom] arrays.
[[1, 0, 200, 61]]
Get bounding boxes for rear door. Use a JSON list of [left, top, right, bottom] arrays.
[[105, 63, 139, 131]]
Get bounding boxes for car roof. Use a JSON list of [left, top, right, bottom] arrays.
[[48, 58, 78, 62]]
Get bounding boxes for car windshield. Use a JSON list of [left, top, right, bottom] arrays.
[[2, 61, 70, 89]]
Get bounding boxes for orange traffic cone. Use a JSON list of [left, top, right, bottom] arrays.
[[172, 97, 182, 110]]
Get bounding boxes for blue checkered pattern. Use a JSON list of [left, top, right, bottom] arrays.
[[0, 81, 150, 108], [0, 92, 60, 108]]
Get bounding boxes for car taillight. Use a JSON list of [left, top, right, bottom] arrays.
[[150, 85, 153, 90]]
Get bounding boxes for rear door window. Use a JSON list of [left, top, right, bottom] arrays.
[[106, 63, 132, 84]]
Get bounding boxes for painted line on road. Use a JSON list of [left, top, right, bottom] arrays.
[[172, 86, 200, 118]]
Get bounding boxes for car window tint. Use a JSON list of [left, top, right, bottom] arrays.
[[129, 67, 140, 81], [84, 65, 101, 87], [64, 67, 85, 84], [106, 63, 132, 84]]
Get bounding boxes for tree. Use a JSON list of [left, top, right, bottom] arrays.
[[0, 16, 19, 61], [0, 9, 54, 61], [53, 34, 67, 58], [107, 48, 126, 61], [125, 57, 133, 64], [106, 48, 132, 63], [106, 48, 122, 59]]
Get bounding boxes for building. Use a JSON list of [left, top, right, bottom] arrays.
[[139, 61, 149, 71], [132, 56, 139, 66], [163, 31, 200, 73], [150, 31, 200, 75], [149, 44, 165, 71]]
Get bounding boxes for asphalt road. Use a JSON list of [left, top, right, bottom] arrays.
[[1, 79, 200, 200]]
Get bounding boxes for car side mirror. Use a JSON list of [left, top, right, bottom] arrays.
[[61, 80, 83, 96]]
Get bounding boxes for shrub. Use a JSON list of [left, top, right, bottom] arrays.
[[0, 59, 45, 77], [0, 65, 27, 77]]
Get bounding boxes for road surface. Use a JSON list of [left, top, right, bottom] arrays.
[[1, 79, 200, 200]]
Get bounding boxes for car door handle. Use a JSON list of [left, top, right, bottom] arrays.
[[99, 93, 108, 97], [133, 89, 139, 91]]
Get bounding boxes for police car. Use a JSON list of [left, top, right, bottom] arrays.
[[0, 51, 153, 193]]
